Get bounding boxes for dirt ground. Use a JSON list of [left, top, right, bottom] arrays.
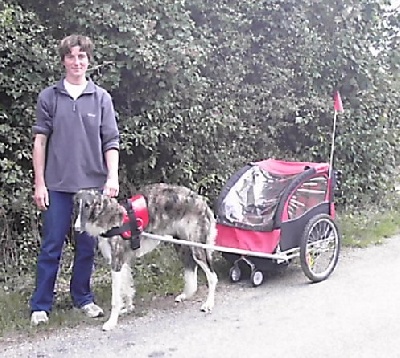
[[2, 236, 400, 358]]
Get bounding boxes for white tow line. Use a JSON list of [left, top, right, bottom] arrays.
[[141, 232, 296, 262]]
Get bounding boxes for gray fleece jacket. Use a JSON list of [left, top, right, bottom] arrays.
[[32, 78, 120, 193]]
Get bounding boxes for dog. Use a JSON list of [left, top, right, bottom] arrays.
[[73, 183, 218, 331]]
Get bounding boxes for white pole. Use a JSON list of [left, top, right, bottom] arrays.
[[328, 110, 338, 180], [141, 232, 293, 261]]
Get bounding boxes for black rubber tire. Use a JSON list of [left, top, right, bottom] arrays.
[[229, 265, 242, 283], [300, 213, 341, 282], [250, 269, 264, 287]]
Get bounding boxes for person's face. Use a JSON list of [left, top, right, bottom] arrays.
[[62, 45, 89, 80]]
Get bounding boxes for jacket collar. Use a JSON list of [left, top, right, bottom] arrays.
[[54, 77, 96, 95]]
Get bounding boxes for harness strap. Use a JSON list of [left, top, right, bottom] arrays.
[[101, 198, 141, 250], [102, 222, 131, 237]]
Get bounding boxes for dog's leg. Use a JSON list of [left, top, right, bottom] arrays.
[[98, 237, 112, 265], [195, 257, 218, 312], [102, 269, 123, 331], [175, 266, 198, 303], [102, 238, 128, 331], [174, 245, 198, 303], [120, 262, 135, 314]]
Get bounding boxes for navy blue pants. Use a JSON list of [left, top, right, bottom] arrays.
[[30, 191, 97, 313]]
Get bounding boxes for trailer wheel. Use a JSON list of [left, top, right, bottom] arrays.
[[300, 213, 341, 283], [250, 270, 264, 287], [229, 265, 241, 283]]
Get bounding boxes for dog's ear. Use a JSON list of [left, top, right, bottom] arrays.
[[99, 195, 122, 214], [107, 198, 125, 225], [90, 194, 112, 217]]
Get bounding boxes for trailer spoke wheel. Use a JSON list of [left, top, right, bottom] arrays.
[[229, 265, 241, 283], [300, 213, 341, 282], [250, 270, 264, 287]]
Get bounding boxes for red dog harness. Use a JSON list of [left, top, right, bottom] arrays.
[[102, 195, 149, 250], [121, 195, 149, 238]]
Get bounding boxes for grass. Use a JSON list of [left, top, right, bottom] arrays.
[[337, 207, 400, 248], [0, 244, 185, 342], [1, 203, 400, 342]]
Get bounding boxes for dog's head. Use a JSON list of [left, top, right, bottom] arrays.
[[74, 189, 124, 236]]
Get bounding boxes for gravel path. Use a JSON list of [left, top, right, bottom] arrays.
[[1, 236, 400, 358]]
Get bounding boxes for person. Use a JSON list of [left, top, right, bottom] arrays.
[[30, 35, 120, 326]]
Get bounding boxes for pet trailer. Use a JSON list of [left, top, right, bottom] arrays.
[[138, 93, 343, 287], [214, 158, 341, 287]]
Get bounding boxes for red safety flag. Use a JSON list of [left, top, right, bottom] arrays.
[[333, 91, 343, 112]]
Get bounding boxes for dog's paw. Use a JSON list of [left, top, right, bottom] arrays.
[[200, 301, 214, 313], [120, 304, 135, 315], [102, 320, 117, 331], [175, 293, 187, 303]]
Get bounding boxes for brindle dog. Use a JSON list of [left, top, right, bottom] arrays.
[[74, 183, 218, 331]]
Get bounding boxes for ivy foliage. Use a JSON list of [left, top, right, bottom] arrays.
[[0, 0, 399, 276], [188, 0, 400, 203], [0, 3, 58, 273]]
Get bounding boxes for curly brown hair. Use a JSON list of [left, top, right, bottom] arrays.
[[58, 35, 94, 61]]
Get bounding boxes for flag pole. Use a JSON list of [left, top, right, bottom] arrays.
[[329, 91, 343, 180], [328, 109, 338, 180]]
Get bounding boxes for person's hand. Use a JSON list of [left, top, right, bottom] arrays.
[[103, 177, 119, 198], [34, 184, 49, 210]]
